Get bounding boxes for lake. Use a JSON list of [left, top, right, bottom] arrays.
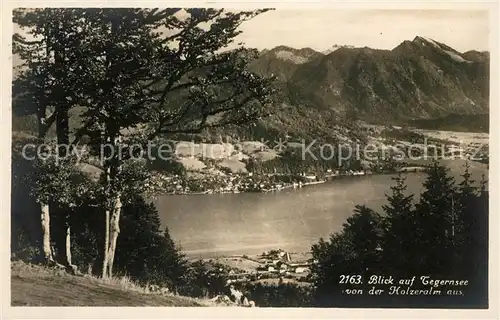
[[154, 160, 488, 258]]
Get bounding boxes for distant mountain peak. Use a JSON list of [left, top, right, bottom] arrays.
[[408, 36, 472, 63], [413, 35, 438, 44], [253, 36, 488, 124], [322, 44, 355, 55], [266, 46, 322, 64]]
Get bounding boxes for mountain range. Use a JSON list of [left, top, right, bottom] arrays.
[[250, 36, 489, 123], [12, 36, 490, 141]]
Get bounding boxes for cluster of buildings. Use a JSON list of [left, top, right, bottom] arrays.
[[148, 172, 274, 194], [256, 249, 312, 274], [222, 249, 314, 286], [463, 142, 489, 163], [255, 260, 311, 275], [437, 141, 488, 161], [148, 171, 324, 195]]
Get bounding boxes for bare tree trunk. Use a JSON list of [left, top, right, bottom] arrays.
[[64, 222, 78, 274], [105, 134, 123, 278], [54, 24, 75, 271], [106, 195, 122, 278], [101, 18, 120, 279], [101, 154, 114, 278], [38, 26, 53, 266], [65, 224, 72, 264], [102, 208, 110, 278], [40, 202, 53, 263]]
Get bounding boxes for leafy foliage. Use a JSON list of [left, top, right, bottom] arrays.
[[310, 205, 383, 306], [64, 194, 189, 287], [27, 151, 88, 206], [113, 196, 187, 287], [310, 162, 488, 307], [414, 161, 457, 274], [380, 172, 418, 275], [13, 7, 277, 277], [177, 260, 230, 298], [244, 282, 313, 307]]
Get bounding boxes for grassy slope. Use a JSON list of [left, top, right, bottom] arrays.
[[11, 261, 211, 307]]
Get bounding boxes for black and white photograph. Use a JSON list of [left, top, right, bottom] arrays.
[[3, 3, 497, 315]]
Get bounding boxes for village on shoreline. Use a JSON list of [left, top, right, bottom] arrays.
[[142, 127, 489, 196], [69, 126, 489, 197], [148, 169, 372, 195]]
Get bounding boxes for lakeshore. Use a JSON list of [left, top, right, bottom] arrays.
[[155, 159, 488, 258], [148, 168, 410, 196]]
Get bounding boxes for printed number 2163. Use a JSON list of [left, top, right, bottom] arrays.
[[339, 275, 363, 284]]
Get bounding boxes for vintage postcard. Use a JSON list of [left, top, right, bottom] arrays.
[[2, 1, 498, 319]]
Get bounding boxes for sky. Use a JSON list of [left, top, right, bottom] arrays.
[[12, 8, 490, 56], [231, 9, 490, 52]]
